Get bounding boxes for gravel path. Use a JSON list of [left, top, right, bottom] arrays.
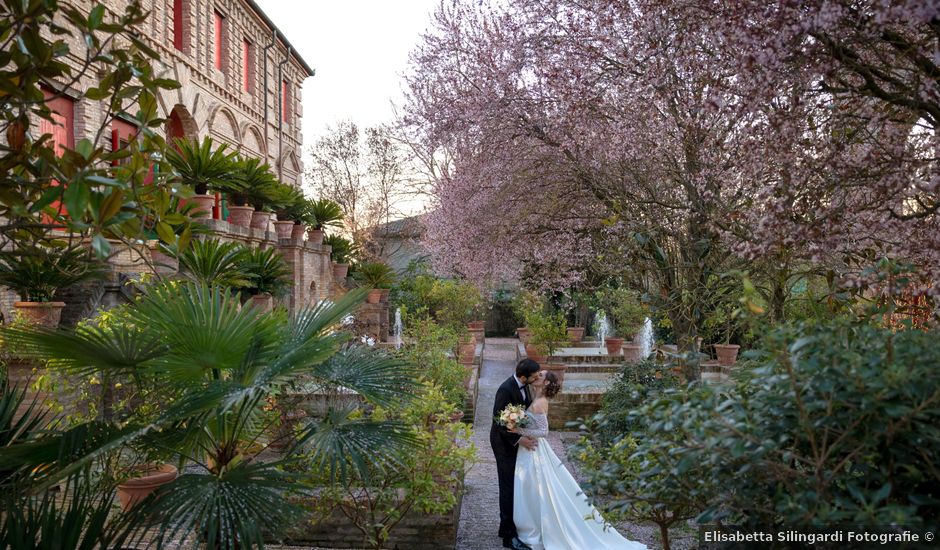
[[454, 338, 696, 550]]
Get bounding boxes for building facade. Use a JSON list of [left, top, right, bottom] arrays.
[[45, 0, 312, 187]]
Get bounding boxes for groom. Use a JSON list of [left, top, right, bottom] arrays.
[[490, 358, 541, 550]]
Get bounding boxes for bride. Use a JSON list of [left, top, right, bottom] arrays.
[[511, 370, 647, 550]]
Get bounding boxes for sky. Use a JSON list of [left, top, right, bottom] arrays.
[[253, 0, 441, 150]]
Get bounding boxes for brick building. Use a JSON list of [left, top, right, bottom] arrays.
[[46, 0, 313, 187]]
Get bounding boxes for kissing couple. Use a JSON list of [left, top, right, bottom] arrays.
[[490, 358, 647, 550]]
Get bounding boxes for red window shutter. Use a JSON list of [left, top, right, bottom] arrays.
[[214, 12, 224, 70], [173, 0, 184, 50], [242, 39, 252, 92], [112, 119, 153, 183], [40, 90, 74, 218]]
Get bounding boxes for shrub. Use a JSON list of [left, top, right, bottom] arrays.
[[398, 319, 465, 406], [575, 318, 940, 547]]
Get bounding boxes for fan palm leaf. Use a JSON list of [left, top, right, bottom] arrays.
[[170, 239, 251, 289], [307, 344, 418, 408], [139, 460, 305, 550], [165, 137, 236, 195]]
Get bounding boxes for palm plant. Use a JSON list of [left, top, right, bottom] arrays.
[[354, 262, 396, 289], [324, 234, 358, 265], [0, 284, 418, 549], [239, 246, 292, 297], [0, 246, 105, 302], [167, 238, 250, 289], [227, 157, 278, 207], [307, 198, 345, 230], [165, 137, 237, 196], [271, 184, 308, 223]]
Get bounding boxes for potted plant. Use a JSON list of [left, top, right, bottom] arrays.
[[324, 234, 357, 281], [512, 290, 540, 345], [600, 287, 647, 359], [713, 312, 741, 366], [561, 289, 592, 342], [271, 183, 307, 240], [239, 174, 280, 232], [117, 463, 179, 510], [0, 246, 104, 327], [165, 137, 236, 217], [526, 309, 569, 380], [239, 246, 292, 312], [354, 262, 396, 304], [224, 157, 277, 227], [305, 198, 345, 245]]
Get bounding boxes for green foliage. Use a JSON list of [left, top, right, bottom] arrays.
[[304, 385, 475, 550], [165, 136, 236, 196], [271, 183, 307, 220], [526, 308, 568, 357], [594, 360, 682, 445], [575, 319, 940, 546], [169, 238, 250, 289], [398, 317, 466, 406], [0, 284, 420, 548], [324, 234, 358, 264], [226, 157, 277, 207], [597, 286, 647, 337], [354, 262, 396, 289], [239, 246, 292, 297], [0, 245, 104, 302], [307, 198, 345, 230], [1, 0, 192, 259]]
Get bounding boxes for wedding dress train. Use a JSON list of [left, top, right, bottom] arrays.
[[513, 412, 647, 550]]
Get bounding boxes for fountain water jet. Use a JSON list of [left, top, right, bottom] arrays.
[[637, 317, 655, 360], [393, 308, 403, 350]]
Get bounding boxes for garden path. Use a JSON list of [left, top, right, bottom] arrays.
[[454, 338, 695, 550]]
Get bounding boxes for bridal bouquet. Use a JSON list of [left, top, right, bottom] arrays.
[[495, 404, 531, 431]]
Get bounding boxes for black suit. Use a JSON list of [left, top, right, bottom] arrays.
[[490, 375, 531, 540]]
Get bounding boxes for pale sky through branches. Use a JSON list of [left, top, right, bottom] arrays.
[[253, 0, 439, 149]]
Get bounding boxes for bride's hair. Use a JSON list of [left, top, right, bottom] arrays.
[[542, 371, 562, 399]]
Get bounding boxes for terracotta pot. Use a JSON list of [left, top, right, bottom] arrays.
[[622, 343, 643, 363], [468, 320, 485, 330], [566, 327, 585, 342], [227, 205, 255, 227], [604, 337, 624, 355], [714, 344, 741, 366], [273, 220, 294, 240], [542, 362, 568, 383], [250, 210, 273, 231], [117, 463, 178, 511], [366, 289, 382, 304], [291, 223, 306, 240], [13, 302, 66, 328], [306, 228, 324, 245], [332, 262, 349, 280], [249, 293, 274, 313], [524, 344, 547, 363], [188, 194, 215, 218]]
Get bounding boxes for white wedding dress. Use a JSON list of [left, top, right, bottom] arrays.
[[513, 411, 647, 550]]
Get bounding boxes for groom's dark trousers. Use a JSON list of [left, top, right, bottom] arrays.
[[490, 375, 531, 541]]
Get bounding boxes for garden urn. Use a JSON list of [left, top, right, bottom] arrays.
[[117, 463, 178, 510], [566, 327, 585, 342], [306, 228, 325, 245], [604, 336, 624, 356], [188, 194, 215, 217], [714, 344, 741, 366], [227, 205, 254, 227], [291, 223, 306, 241], [332, 262, 349, 281], [13, 302, 66, 328], [273, 219, 294, 240], [622, 343, 643, 363], [249, 293, 274, 313], [366, 289, 383, 304], [250, 210, 273, 231]]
